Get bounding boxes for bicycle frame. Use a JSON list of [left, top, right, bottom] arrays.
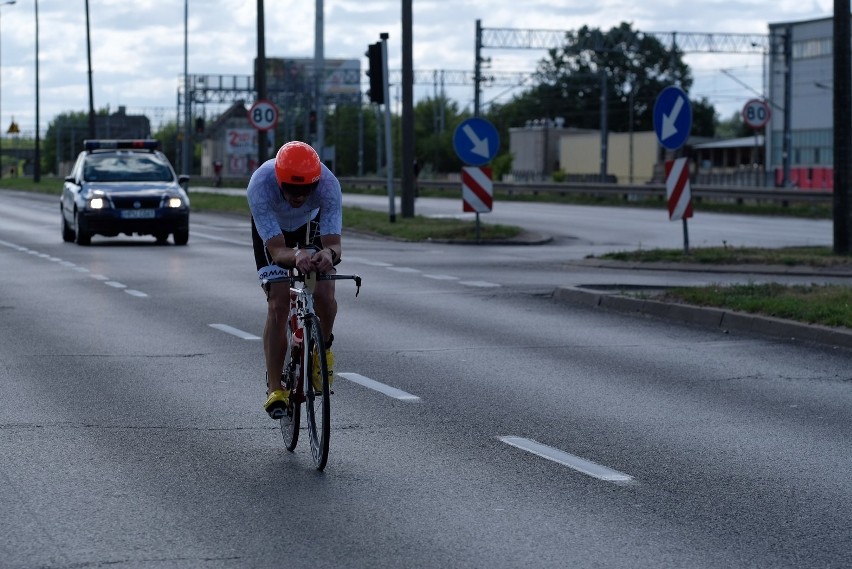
[[264, 267, 361, 470]]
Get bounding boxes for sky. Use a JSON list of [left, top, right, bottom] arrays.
[[0, 0, 837, 138]]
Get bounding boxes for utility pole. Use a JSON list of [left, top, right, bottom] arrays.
[[401, 0, 414, 217], [33, 0, 39, 182], [833, 0, 851, 253], [85, 0, 94, 139], [256, 0, 268, 165]]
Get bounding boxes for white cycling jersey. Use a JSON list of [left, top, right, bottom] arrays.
[[246, 158, 343, 244]]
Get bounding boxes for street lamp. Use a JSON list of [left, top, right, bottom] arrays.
[[0, 0, 16, 179]]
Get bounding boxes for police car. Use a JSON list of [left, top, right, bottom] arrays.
[[60, 139, 191, 245]]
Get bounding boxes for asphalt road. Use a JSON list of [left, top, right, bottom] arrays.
[[2, 189, 851, 568]]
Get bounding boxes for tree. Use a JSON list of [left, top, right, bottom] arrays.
[[715, 110, 754, 139], [490, 22, 717, 136], [42, 111, 91, 176]]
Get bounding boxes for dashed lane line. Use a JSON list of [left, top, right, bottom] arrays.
[[499, 436, 634, 483], [209, 323, 262, 340], [0, 239, 148, 297], [124, 290, 149, 298], [337, 372, 421, 401], [459, 280, 501, 288]]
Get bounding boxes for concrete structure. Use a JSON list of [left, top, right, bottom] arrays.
[[692, 135, 767, 187], [508, 123, 658, 185], [508, 120, 572, 181], [559, 130, 658, 185]]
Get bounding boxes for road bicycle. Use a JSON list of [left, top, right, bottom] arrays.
[[266, 266, 361, 471]]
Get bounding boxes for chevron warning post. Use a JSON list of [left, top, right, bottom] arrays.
[[462, 166, 493, 213], [665, 157, 693, 221]]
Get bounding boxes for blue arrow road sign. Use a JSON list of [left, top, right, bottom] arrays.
[[653, 86, 692, 150], [453, 117, 500, 166]]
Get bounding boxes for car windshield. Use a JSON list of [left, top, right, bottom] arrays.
[[83, 153, 174, 183]]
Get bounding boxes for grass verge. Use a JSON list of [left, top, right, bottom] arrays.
[[661, 283, 852, 328], [596, 246, 852, 329], [594, 245, 852, 268]]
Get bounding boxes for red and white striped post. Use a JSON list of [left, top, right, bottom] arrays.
[[665, 157, 693, 254], [461, 166, 493, 241]]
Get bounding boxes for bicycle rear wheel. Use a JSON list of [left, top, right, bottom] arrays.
[[279, 328, 301, 452], [304, 314, 330, 470]]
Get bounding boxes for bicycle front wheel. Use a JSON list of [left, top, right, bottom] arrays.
[[304, 314, 330, 470]]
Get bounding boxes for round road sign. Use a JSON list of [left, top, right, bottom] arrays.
[[249, 100, 279, 131], [742, 99, 770, 129]]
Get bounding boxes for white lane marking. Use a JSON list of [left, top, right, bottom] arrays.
[[423, 274, 460, 281], [338, 372, 421, 401], [0, 240, 150, 296], [189, 231, 248, 246], [209, 323, 261, 340], [499, 436, 634, 483], [345, 256, 392, 267], [386, 267, 421, 274], [459, 280, 501, 288]]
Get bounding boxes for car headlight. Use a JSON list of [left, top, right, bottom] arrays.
[[88, 197, 107, 210], [166, 197, 184, 208]]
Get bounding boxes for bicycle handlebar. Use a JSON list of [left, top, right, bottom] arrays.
[[268, 266, 362, 296]]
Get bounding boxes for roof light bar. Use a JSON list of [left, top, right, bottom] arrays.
[[84, 139, 160, 151]]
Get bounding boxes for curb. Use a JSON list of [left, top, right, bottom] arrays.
[[554, 285, 852, 350], [570, 258, 852, 277]]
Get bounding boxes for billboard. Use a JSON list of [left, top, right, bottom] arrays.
[[265, 58, 361, 96]]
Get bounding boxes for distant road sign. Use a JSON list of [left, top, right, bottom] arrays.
[[453, 117, 499, 166], [742, 99, 771, 129], [248, 100, 279, 131], [653, 86, 692, 150]]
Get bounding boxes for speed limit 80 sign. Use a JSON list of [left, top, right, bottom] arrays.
[[249, 99, 279, 131], [742, 99, 771, 129]]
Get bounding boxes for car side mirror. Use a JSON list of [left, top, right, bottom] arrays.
[[64, 175, 76, 184], [178, 175, 190, 192]]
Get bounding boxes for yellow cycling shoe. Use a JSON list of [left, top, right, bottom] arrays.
[[264, 389, 290, 419], [311, 348, 334, 392]]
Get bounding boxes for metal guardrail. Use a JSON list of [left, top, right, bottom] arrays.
[[337, 177, 833, 206]]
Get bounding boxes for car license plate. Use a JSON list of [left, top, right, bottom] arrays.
[[121, 209, 156, 219]]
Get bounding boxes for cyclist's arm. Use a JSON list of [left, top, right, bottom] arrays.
[[266, 234, 301, 269], [314, 234, 341, 272]]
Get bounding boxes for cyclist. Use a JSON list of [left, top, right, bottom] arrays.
[[247, 141, 342, 419]]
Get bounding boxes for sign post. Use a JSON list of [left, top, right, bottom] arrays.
[[453, 117, 499, 241], [654, 86, 693, 254]]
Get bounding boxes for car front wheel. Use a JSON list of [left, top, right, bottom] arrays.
[[61, 208, 75, 242], [173, 228, 189, 246], [74, 211, 91, 246]]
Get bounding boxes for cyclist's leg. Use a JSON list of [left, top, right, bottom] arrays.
[[312, 228, 340, 345], [313, 279, 337, 344], [252, 217, 289, 397], [263, 281, 290, 394]]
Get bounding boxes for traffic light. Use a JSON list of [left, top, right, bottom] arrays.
[[195, 117, 205, 134], [366, 42, 384, 105], [308, 110, 317, 134]]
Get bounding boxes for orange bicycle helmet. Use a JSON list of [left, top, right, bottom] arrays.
[[274, 141, 321, 186]]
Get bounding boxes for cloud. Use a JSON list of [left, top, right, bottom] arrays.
[[0, 0, 835, 135]]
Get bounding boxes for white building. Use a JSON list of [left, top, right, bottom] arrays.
[[767, 17, 835, 188]]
